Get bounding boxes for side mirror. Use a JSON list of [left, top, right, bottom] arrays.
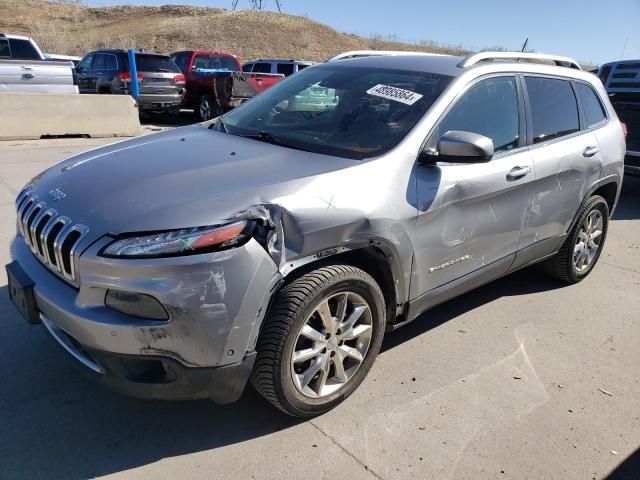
[[420, 130, 494, 164]]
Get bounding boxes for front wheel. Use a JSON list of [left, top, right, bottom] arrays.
[[252, 265, 386, 417], [544, 195, 609, 283]]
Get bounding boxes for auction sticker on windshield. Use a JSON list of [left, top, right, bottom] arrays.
[[366, 84, 423, 105]]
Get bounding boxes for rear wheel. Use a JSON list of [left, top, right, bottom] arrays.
[[544, 195, 609, 283], [252, 265, 385, 417], [196, 94, 220, 122]]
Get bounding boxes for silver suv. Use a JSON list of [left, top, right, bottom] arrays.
[[7, 52, 625, 417]]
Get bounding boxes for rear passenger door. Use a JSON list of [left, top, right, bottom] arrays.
[[519, 76, 605, 250]]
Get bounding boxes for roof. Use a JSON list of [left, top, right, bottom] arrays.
[[172, 50, 239, 57], [91, 49, 169, 57], [322, 51, 585, 78], [0, 33, 32, 41], [249, 59, 316, 64], [323, 54, 464, 77]]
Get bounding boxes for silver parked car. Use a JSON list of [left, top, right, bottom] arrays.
[[7, 52, 625, 417]]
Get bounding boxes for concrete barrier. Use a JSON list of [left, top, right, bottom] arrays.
[[0, 93, 142, 140]]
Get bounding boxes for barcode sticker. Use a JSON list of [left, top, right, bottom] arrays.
[[366, 84, 423, 105]]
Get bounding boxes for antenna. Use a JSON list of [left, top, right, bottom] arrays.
[[620, 38, 628, 60], [521, 38, 529, 52]]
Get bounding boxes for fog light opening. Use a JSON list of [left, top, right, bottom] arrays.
[[105, 290, 169, 321]]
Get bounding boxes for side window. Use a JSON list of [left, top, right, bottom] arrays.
[[575, 83, 607, 128], [77, 54, 94, 71], [0, 39, 10, 57], [221, 56, 240, 71], [252, 62, 272, 73], [193, 54, 210, 70], [525, 77, 579, 144], [242, 63, 253, 72], [8, 39, 40, 60], [598, 65, 612, 85], [104, 54, 117, 70], [435, 76, 520, 153], [297, 64, 309, 72], [92, 53, 106, 70], [277, 63, 294, 76]]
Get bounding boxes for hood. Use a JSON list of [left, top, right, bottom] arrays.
[[28, 125, 357, 240]]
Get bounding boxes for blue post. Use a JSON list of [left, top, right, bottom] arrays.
[[127, 48, 140, 98]]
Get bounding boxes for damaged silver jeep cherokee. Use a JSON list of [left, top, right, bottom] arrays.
[[7, 52, 625, 417]]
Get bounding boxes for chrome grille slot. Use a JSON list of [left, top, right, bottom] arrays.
[[15, 187, 88, 283]]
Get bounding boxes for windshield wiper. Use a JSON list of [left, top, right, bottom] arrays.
[[238, 131, 313, 153]]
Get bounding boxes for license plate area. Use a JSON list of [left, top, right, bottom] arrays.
[[6, 261, 40, 324]]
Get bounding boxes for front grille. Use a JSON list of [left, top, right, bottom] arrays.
[[15, 187, 88, 283]]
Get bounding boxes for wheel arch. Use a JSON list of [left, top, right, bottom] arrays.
[[272, 242, 407, 329], [567, 175, 620, 235]]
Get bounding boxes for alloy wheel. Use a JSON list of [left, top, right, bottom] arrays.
[[290, 291, 373, 398], [573, 209, 603, 273], [199, 97, 212, 121]]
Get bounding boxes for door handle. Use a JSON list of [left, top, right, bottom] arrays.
[[21, 73, 34, 80], [583, 146, 600, 157], [506, 165, 531, 180], [21, 65, 33, 71]]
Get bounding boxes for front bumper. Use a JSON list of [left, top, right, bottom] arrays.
[[9, 235, 280, 402]]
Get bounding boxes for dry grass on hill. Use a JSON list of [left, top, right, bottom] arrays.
[[1, 0, 470, 60]]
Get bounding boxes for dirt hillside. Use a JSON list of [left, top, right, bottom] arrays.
[[1, 0, 469, 61]]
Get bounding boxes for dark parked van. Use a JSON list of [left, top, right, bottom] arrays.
[[76, 49, 186, 114]]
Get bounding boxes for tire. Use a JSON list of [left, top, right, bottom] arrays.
[[196, 94, 220, 122], [544, 195, 609, 283], [252, 265, 386, 418]]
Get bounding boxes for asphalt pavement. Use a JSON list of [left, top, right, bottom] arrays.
[[0, 136, 638, 480]]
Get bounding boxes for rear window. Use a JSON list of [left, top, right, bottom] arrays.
[[575, 83, 607, 128], [170, 52, 190, 72], [8, 38, 40, 60], [0, 39, 10, 57], [525, 77, 580, 144], [134, 55, 181, 73], [277, 63, 295, 76], [221, 56, 239, 71]]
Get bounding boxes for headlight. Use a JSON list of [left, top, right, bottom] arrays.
[[101, 220, 253, 258]]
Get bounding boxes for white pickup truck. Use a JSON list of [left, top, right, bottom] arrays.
[[0, 33, 78, 94]]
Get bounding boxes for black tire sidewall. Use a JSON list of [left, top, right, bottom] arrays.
[[278, 274, 385, 416]]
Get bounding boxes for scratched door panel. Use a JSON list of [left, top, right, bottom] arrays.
[[520, 132, 604, 248], [411, 150, 534, 298]]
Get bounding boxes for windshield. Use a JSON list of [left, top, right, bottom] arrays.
[[219, 65, 452, 160]]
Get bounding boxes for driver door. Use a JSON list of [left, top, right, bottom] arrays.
[[411, 75, 535, 298]]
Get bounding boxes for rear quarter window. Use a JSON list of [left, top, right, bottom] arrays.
[[525, 77, 580, 144], [277, 63, 295, 76], [575, 83, 607, 128]]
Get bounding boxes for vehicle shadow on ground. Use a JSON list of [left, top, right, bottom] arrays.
[[606, 446, 640, 479], [612, 174, 639, 221]]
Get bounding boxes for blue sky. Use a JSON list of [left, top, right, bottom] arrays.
[[87, 0, 640, 66]]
